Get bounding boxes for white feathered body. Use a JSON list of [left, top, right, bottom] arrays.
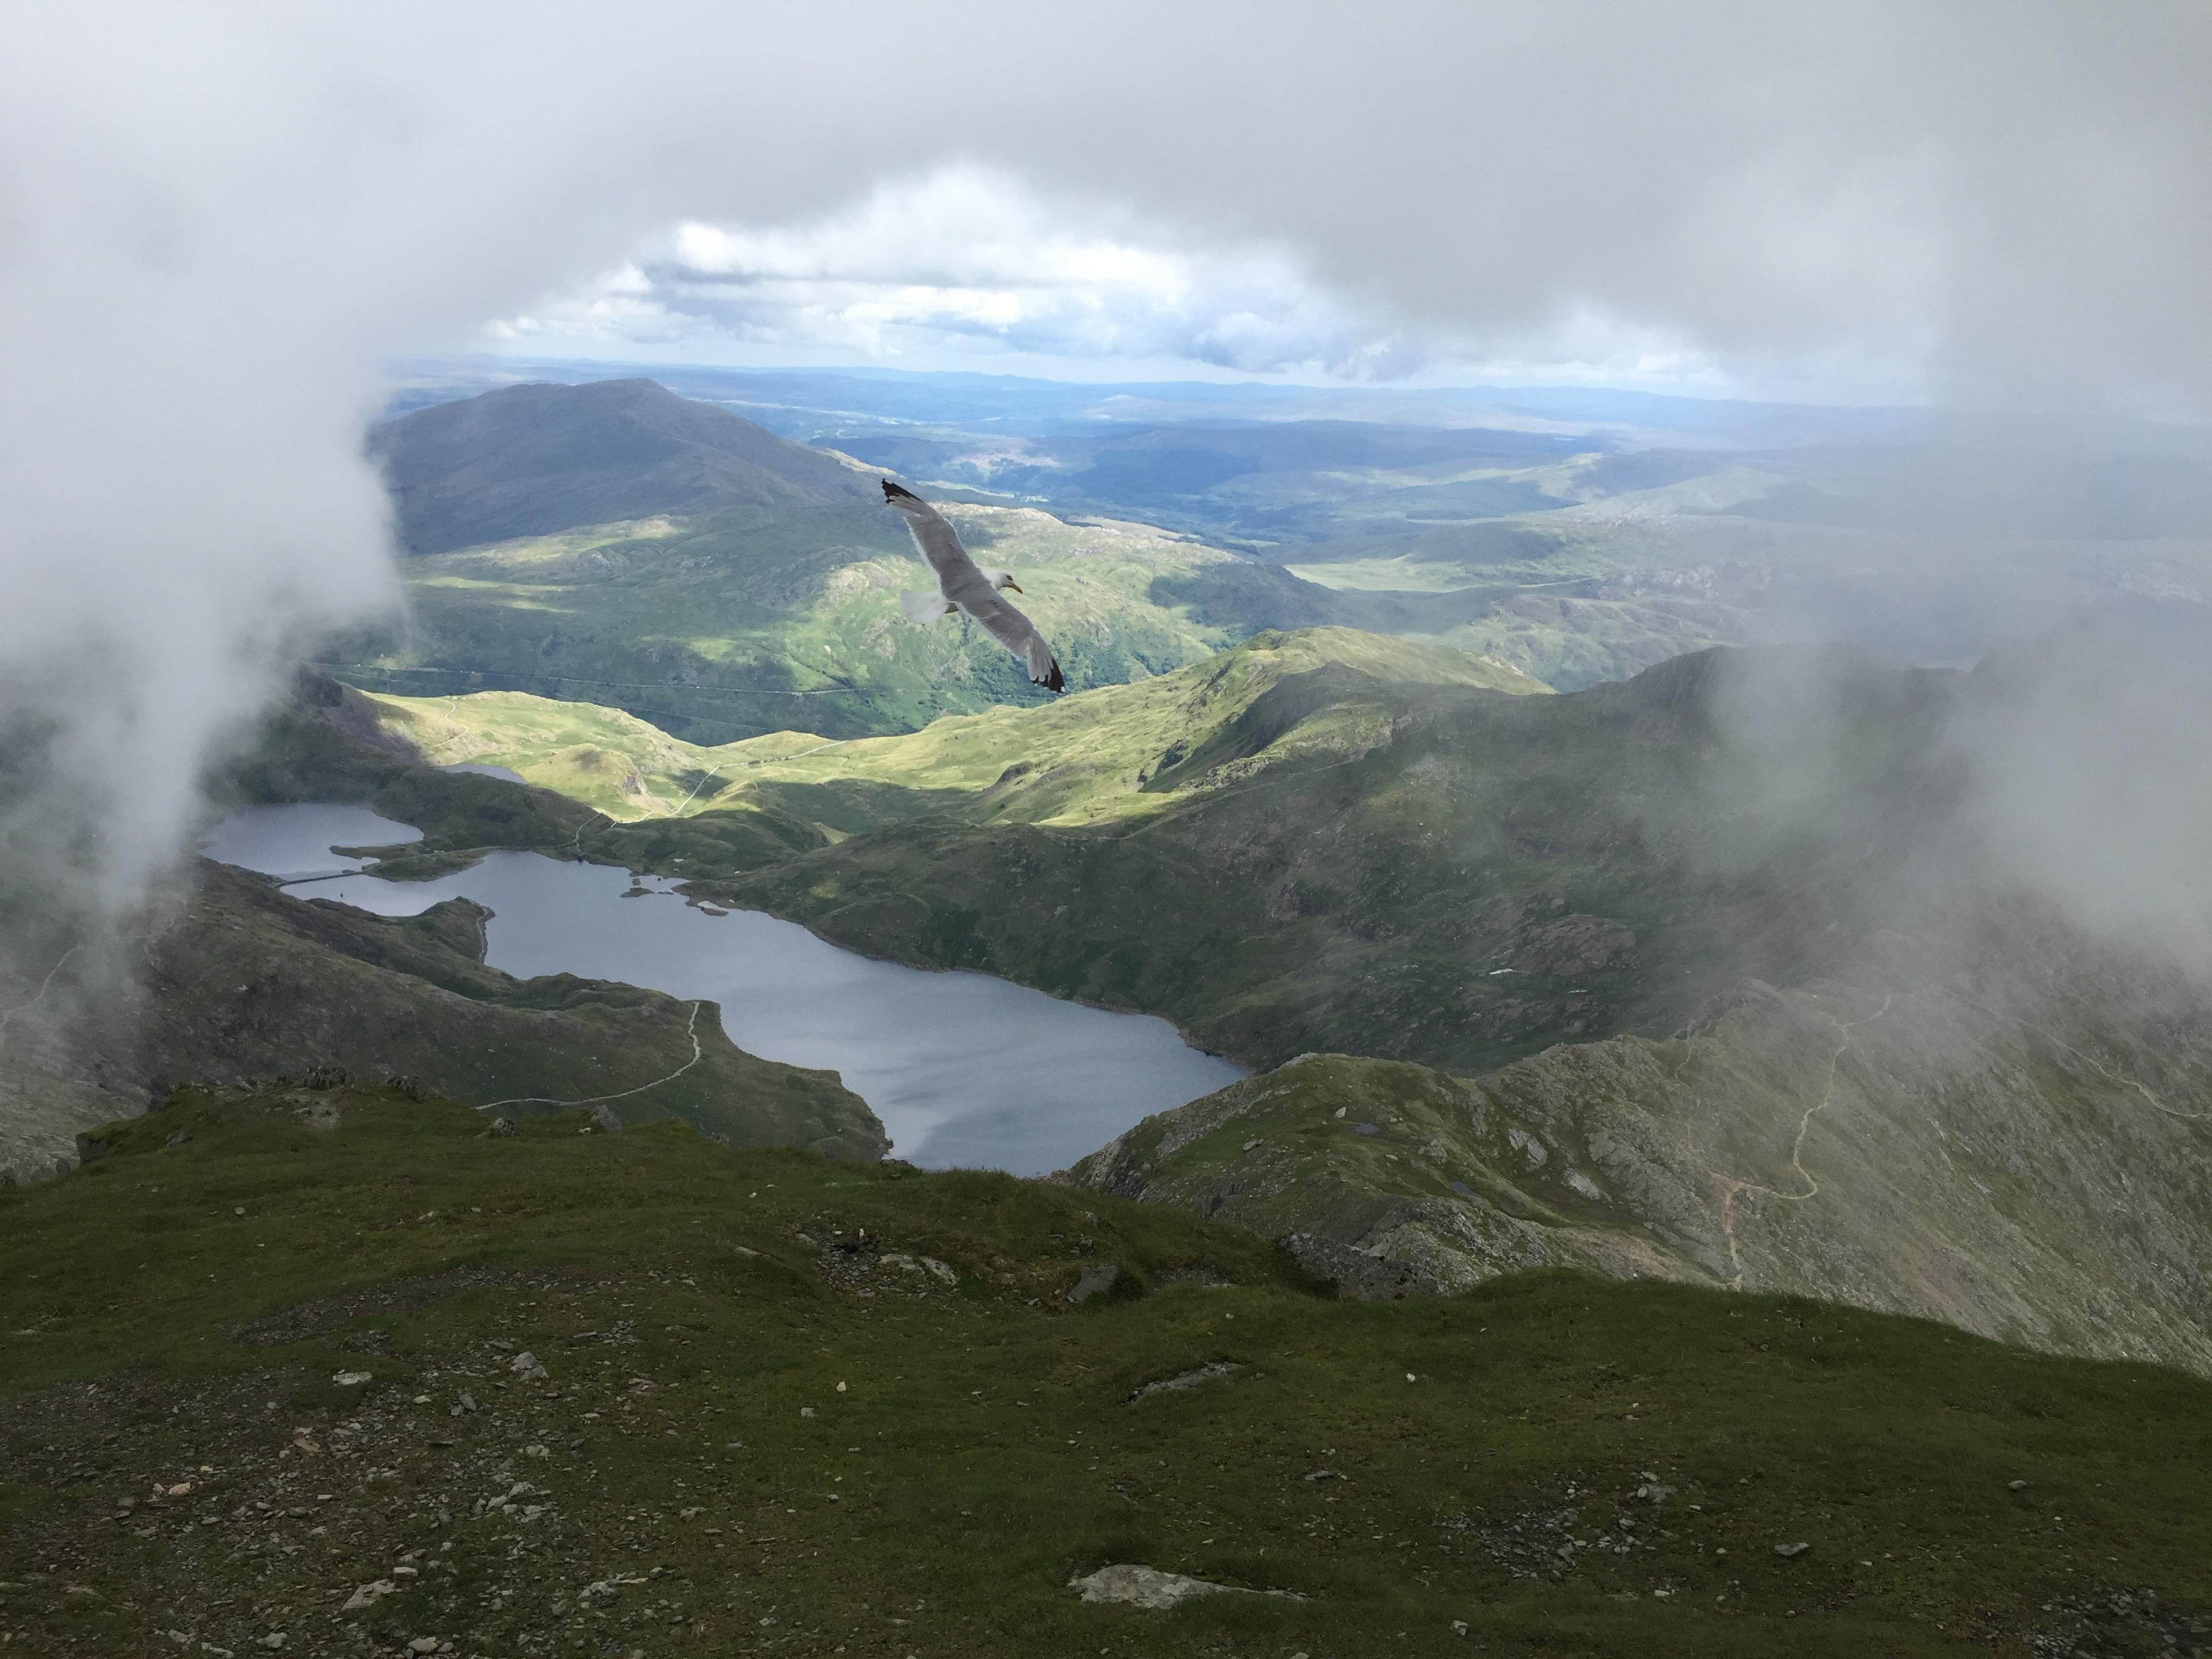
[[881, 480, 1065, 692]]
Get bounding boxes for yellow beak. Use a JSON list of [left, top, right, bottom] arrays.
[[1004, 580, 1023, 593]]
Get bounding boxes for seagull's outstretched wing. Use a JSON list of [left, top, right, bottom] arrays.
[[882, 479, 979, 588], [965, 591, 1066, 692], [881, 479, 1065, 692]]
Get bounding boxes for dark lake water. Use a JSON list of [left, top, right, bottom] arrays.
[[199, 805, 1242, 1175]]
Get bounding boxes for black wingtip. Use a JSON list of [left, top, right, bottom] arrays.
[[1040, 660, 1066, 694], [881, 478, 919, 502]]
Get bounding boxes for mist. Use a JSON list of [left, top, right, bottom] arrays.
[[1685, 596, 2212, 1020], [2, 2, 2209, 1169]]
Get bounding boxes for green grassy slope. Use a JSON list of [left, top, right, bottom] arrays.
[[222, 675, 604, 858], [347, 378, 1591, 740], [139, 861, 884, 1160], [5, 1083, 2207, 1657], [351, 626, 1547, 824], [332, 500, 1294, 745], [1065, 1054, 1687, 1295], [676, 637, 1953, 1078], [281, 630, 1955, 1080]]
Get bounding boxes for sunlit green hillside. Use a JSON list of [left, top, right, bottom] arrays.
[[355, 626, 1547, 823], [335, 502, 1300, 743]]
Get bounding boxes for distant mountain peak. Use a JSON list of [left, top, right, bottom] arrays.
[[369, 377, 875, 556]]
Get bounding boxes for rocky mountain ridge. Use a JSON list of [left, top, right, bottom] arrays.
[[1065, 915, 2212, 1372]]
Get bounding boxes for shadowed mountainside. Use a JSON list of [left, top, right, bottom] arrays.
[[369, 377, 878, 556], [693, 633, 1963, 1077], [139, 859, 885, 1160], [1063, 917, 2212, 1373]]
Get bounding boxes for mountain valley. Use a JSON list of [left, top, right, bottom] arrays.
[[7, 367, 2212, 1657], [188, 596, 2212, 1376]]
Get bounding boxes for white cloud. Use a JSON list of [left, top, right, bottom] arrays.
[[487, 167, 1790, 393], [487, 167, 1410, 378], [483, 165, 1945, 401]]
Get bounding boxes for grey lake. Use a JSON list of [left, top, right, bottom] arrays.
[[199, 804, 1243, 1175]]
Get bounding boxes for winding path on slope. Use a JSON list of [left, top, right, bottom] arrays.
[[1710, 991, 1897, 1290], [0, 946, 81, 1055], [2043, 1036, 2207, 1123], [472, 999, 707, 1115], [1950, 993, 2210, 1125]]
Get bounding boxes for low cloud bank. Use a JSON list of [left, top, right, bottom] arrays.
[[1695, 601, 2212, 987]]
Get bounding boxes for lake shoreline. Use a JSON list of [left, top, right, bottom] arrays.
[[200, 804, 1244, 1175]]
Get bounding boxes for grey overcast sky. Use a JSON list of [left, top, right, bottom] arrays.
[[7, 3, 2210, 410], [463, 5, 2207, 410], [0, 1, 2207, 922]]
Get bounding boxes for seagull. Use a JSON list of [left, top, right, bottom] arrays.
[[881, 479, 1065, 692]]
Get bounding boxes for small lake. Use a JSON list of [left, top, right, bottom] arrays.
[[200, 804, 1242, 1175]]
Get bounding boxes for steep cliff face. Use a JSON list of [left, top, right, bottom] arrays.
[[1066, 920, 2212, 1373]]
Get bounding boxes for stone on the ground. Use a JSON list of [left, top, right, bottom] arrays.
[[1070, 1565, 1230, 1609], [1127, 1361, 1238, 1402], [1070, 1564, 1303, 1608], [1775, 1541, 1809, 1558], [589, 1104, 623, 1132], [1067, 1264, 1119, 1304], [510, 1351, 549, 1381]]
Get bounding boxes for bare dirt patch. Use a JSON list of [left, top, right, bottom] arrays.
[[229, 1266, 513, 1347]]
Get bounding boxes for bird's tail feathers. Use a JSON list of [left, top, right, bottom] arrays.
[[1027, 635, 1066, 693], [899, 590, 957, 626]]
